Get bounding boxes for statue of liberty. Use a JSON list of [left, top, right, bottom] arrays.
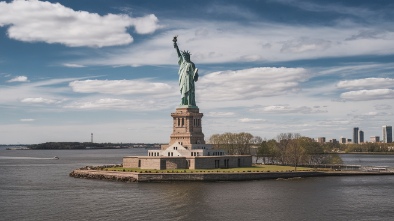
[[173, 36, 198, 107]]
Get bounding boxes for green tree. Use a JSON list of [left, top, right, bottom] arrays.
[[302, 137, 324, 165], [288, 137, 307, 170], [276, 133, 300, 165], [208, 132, 254, 155], [256, 140, 271, 164]]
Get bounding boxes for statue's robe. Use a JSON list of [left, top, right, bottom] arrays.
[[178, 56, 198, 106]]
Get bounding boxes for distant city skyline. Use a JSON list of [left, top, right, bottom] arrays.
[[317, 125, 392, 144], [1, 0, 394, 144]]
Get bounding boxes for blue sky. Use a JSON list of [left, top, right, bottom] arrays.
[[1, 0, 394, 144]]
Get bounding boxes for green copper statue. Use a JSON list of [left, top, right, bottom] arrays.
[[173, 36, 198, 107]]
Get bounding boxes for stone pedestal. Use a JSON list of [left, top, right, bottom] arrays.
[[167, 106, 205, 147]]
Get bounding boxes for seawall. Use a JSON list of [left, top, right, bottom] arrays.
[[69, 169, 394, 183], [69, 170, 138, 182]]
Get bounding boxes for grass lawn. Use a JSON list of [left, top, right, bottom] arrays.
[[103, 164, 318, 173]]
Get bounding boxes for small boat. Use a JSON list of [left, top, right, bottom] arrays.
[[53, 156, 59, 160]]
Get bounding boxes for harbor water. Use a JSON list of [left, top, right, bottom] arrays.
[[1, 148, 394, 221]]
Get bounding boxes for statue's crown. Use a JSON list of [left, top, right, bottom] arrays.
[[182, 50, 191, 57]]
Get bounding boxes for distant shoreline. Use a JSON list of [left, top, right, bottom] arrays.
[[3, 147, 155, 150], [1, 143, 162, 150], [339, 152, 394, 155]]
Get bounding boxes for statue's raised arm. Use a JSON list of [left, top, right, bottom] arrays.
[[173, 36, 198, 107], [173, 36, 181, 58]]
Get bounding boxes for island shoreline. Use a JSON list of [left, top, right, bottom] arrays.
[[69, 169, 394, 183]]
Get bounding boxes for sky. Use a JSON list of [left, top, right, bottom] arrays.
[[1, 0, 394, 144]]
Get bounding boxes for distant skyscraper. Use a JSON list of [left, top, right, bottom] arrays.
[[340, 137, 346, 144], [370, 136, 380, 143], [353, 127, 359, 144], [382, 125, 393, 143], [358, 130, 364, 143], [317, 137, 326, 144]]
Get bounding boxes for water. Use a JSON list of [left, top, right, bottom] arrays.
[[340, 153, 394, 167], [1, 148, 394, 221]]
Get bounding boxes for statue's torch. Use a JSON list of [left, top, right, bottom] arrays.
[[173, 35, 178, 48]]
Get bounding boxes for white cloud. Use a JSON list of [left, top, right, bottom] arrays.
[[131, 14, 160, 34], [64, 97, 170, 110], [65, 98, 134, 110], [0, 77, 80, 105], [362, 111, 390, 117], [274, 0, 374, 18], [78, 18, 394, 66], [205, 112, 235, 117], [318, 63, 393, 78], [238, 118, 265, 123], [0, 76, 179, 112], [280, 37, 332, 53], [340, 89, 394, 101], [20, 118, 35, 122], [337, 78, 394, 90], [8, 76, 29, 82], [199, 67, 309, 101], [251, 105, 328, 114], [346, 30, 388, 41], [318, 119, 351, 126], [69, 79, 173, 95], [374, 104, 392, 110], [20, 97, 61, 104], [0, 0, 160, 47], [63, 63, 86, 68]]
